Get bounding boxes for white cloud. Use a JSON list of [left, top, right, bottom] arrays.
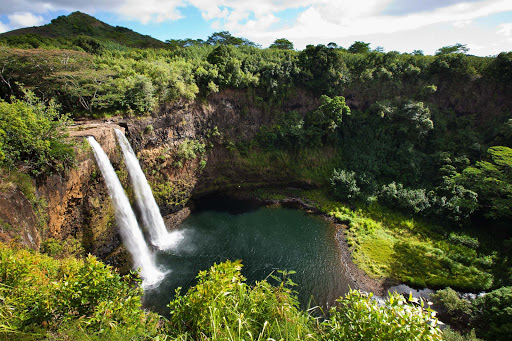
[[0, 21, 9, 33], [0, 12, 45, 32], [453, 19, 472, 28], [230, 0, 512, 50], [118, 0, 185, 24], [8, 12, 45, 27], [497, 23, 512, 36]]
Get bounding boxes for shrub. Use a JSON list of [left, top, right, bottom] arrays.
[[331, 169, 360, 201], [379, 182, 430, 213], [442, 328, 482, 341], [167, 260, 316, 340], [471, 286, 512, 341], [431, 287, 472, 329], [324, 289, 443, 340], [448, 233, 479, 249], [122, 74, 156, 114], [175, 139, 206, 161], [0, 244, 160, 338], [0, 90, 75, 176]]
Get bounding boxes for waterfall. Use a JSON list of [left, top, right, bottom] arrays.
[[115, 129, 183, 250], [87, 136, 164, 288]]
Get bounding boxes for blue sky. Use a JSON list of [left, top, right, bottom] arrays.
[[1, 0, 511, 55]]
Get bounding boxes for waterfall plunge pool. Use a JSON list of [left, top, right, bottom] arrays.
[[142, 197, 357, 316]]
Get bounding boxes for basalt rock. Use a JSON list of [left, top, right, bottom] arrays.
[[0, 185, 40, 249], [2, 89, 318, 270]]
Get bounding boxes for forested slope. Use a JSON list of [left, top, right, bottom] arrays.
[[0, 12, 512, 340]]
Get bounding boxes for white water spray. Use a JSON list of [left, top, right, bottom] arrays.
[[87, 136, 164, 288], [115, 129, 184, 250]]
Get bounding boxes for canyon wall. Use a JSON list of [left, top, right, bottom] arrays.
[[0, 89, 317, 269]]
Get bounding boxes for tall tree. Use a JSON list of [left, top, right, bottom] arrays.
[[298, 44, 348, 95], [348, 41, 371, 54], [435, 43, 469, 55], [206, 31, 259, 47], [269, 38, 294, 50]]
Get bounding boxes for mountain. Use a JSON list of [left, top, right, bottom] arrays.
[[0, 11, 166, 48]]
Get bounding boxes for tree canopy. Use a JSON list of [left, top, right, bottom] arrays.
[[348, 41, 371, 54], [269, 38, 294, 50], [435, 43, 469, 55]]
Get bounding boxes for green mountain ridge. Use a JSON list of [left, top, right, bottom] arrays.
[[0, 11, 166, 48]]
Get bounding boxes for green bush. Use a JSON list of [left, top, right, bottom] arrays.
[[0, 90, 75, 176], [331, 169, 360, 201], [175, 139, 206, 161], [0, 243, 160, 339], [448, 233, 480, 249], [380, 182, 430, 213], [472, 286, 512, 341], [167, 260, 316, 340], [431, 287, 472, 329], [442, 328, 482, 341], [324, 289, 443, 340]]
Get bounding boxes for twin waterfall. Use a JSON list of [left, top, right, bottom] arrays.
[[88, 130, 182, 288], [115, 129, 183, 249]]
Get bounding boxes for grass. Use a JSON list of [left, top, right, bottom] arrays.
[[356, 228, 397, 278], [288, 189, 496, 291]]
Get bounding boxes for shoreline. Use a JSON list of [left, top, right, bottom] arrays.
[[170, 191, 391, 297], [264, 197, 391, 296]]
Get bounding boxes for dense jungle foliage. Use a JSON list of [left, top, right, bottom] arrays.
[[1, 244, 444, 340], [1, 11, 512, 340]]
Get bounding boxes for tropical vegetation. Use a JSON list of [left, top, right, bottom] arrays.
[[0, 11, 511, 340]]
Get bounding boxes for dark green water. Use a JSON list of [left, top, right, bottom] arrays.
[[143, 198, 354, 316]]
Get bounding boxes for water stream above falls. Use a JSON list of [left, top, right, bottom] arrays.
[[143, 197, 357, 316]]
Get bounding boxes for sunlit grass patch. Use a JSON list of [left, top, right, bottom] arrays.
[[297, 190, 495, 291]]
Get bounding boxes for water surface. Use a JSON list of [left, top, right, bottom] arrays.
[[143, 198, 355, 315]]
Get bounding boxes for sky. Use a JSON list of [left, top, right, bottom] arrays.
[[0, 0, 511, 56]]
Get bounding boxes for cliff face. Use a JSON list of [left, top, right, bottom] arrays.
[[40, 125, 122, 240], [0, 185, 40, 249], [0, 89, 316, 269], [35, 124, 129, 265]]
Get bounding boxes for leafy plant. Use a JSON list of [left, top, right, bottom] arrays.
[[324, 289, 442, 340], [471, 286, 512, 341], [0, 89, 75, 176], [167, 260, 317, 340]]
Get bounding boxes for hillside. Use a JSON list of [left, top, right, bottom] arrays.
[[0, 11, 166, 48], [0, 11, 512, 340]]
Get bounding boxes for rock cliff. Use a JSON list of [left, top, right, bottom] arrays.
[[0, 89, 316, 270]]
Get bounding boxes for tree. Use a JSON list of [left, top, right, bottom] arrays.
[[486, 51, 512, 83], [472, 286, 512, 341], [298, 44, 348, 95], [207, 44, 235, 67], [412, 49, 424, 55], [435, 43, 469, 55], [0, 89, 74, 175], [206, 31, 259, 47], [458, 146, 512, 222], [165, 38, 205, 48], [304, 95, 351, 145], [269, 38, 294, 50], [331, 169, 360, 201], [348, 41, 371, 54]]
